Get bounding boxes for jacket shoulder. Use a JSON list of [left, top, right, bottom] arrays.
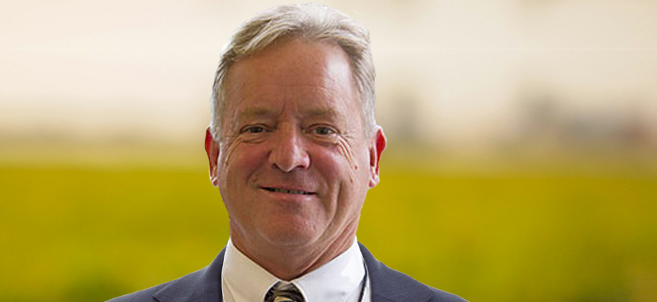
[[371, 263, 467, 302], [106, 249, 226, 302], [426, 286, 468, 302], [359, 242, 467, 302], [106, 282, 167, 302], [106, 267, 207, 302]]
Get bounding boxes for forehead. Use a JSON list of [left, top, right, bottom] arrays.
[[222, 39, 361, 123]]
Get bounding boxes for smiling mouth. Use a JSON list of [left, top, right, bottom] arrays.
[[262, 187, 315, 195]]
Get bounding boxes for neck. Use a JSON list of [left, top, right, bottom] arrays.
[[230, 221, 359, 281]]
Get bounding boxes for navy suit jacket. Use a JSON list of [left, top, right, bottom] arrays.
[[108, 243, 466, 302]]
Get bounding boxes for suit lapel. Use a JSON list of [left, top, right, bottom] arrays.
[[152, 248, 225, 302]]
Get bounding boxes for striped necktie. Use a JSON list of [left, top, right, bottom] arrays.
[[264, 281, 305, 302]]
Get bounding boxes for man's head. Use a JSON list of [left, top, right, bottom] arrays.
[[204, 3, 386, 278], [209, 3, 377, 141]]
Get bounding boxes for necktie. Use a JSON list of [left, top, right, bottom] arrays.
[[264, 281, 305, 302]]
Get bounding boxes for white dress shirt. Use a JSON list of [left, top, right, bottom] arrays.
[[221, 238, 371, 302]]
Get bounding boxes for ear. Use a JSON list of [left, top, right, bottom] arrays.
[[205, 127, 220, 187], [368, 127, 387, 188]]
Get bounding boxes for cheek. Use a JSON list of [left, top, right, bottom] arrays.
[[313, 140, 371, 204], [333, 137, 371, 185], [218, 137, 267, 189], [332, 137, 358, 183], [219, 135, 244, 171]]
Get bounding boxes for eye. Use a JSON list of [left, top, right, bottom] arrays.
[[312, 126, 335, 136], [241, 125, 266, 134]]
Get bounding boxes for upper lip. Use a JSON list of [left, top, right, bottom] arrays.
[[260, 185, 316, 195]]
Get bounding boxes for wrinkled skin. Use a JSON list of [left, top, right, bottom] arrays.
[[205, 39, 386, 280]]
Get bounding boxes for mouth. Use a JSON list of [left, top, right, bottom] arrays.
[[261, 187, 315, 195]]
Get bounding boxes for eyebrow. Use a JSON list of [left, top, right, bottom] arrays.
[[304, 107, 339, 119], [236, 106, 340, 121], [237, 107, 275, 120]]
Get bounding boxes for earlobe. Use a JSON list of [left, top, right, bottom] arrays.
[[368, 127, 387, 188], [204, 128, 220, 187]]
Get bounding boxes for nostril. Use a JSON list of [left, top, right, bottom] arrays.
[[268, 130, 311, 172], [270, 151, 310, 172]]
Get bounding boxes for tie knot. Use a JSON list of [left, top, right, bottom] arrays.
[[264, 281, 305, 302]]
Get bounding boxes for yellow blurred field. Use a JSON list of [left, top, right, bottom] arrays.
[[1, 149, 656, 301]]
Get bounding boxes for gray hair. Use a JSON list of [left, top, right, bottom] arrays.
[[209, 3, 376, 140]]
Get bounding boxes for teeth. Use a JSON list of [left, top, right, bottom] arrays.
[[267, 187, 312, 195]]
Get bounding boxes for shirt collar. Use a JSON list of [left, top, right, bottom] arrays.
[[221, 238, 365, 302]]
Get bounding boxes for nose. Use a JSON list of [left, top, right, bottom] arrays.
[[268, 126, 310, 172]]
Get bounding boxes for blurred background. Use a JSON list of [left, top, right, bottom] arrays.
[[1, 0, 656, 301]]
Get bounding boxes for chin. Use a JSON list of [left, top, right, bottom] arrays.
[[260, 224, 321, 248]]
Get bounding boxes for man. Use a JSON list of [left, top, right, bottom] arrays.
[[110, 3, 465, 302]]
